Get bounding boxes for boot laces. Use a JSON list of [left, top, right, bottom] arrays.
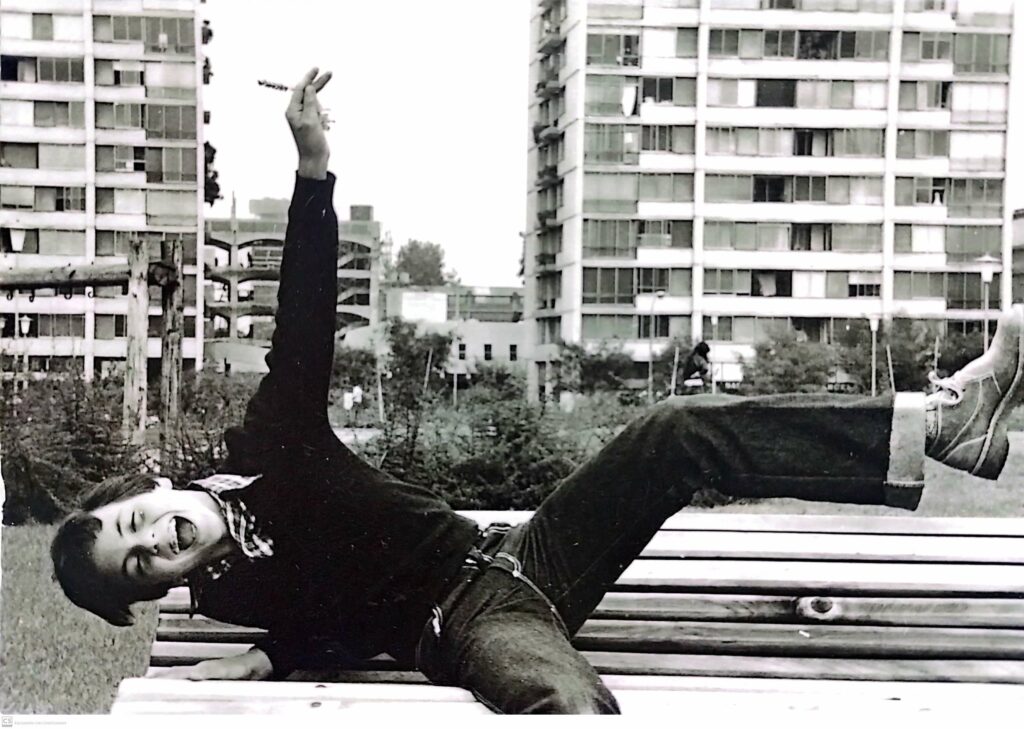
[[928, 370, 963, 406]]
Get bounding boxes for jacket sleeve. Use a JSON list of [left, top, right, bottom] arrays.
[[254, 627, 360, 679], [223, 173, 339, 468]]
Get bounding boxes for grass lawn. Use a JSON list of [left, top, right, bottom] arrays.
[[2, 437, 1022, 714], [0, 524, 156, 714]]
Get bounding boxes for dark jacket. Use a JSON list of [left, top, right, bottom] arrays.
[[192, 174, 480, 678]]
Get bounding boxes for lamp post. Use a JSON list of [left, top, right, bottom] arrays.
[[647, 289, 666, 404], [975, 253, 1000, 352], [710, 314, 719, 395], [869, 315, 879, 397], [18, 314, 31, 389]]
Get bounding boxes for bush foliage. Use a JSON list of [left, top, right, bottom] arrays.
[[0, 317, 987, 525]]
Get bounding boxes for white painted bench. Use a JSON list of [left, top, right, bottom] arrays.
[[112, 512, 1024, 715]]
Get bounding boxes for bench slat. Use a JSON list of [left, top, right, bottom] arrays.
[[112, 679, 1015, 715], [644, 531, 1024, 563], [118, 675, 1024, 702], [147, 644, 1024, 683], [616, 560, 1024, 595], [160, 590, 1024, 627], [154, 618, 1024, 659], [463, 512, 1024, 536]]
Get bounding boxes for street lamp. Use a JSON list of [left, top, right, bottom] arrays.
[[647, 289, 666, 404], [975, 253, 1000, 352], [710, 314, 719, 395], [18, 314, 31, 389], [869, 315, 879, 397]]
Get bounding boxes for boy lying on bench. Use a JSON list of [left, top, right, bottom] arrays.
[[51, 69, 1024, 714]]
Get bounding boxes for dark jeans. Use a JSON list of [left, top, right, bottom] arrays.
[[417, 393, 926, 714]]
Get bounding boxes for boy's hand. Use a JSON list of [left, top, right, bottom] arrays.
[[286, 67, 332, 180], [147, 648, 273, 681]]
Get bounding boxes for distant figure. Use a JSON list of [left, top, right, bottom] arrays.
[[681, 341, 711, 388]]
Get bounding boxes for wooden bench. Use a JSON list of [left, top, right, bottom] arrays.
[[112, 511, 1024, 716]]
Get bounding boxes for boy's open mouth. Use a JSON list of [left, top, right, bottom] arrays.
[[172, 516, 197, 553]]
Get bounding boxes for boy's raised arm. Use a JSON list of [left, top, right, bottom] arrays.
[[223, 69, 340, 467]]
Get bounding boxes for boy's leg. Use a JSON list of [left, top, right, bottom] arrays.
[[502, 303, 1024, 635], [501, 391, 922, 635]]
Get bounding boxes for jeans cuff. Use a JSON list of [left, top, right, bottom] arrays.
[[884, 392, 926, 510]]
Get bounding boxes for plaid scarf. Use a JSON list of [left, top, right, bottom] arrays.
[[186, 473, 274, 580]]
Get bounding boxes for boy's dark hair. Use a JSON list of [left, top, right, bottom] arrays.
[[50, 473, 172, 626]]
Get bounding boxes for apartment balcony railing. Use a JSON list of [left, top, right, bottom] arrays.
[[537, 164, 560, 188], [537, 209, 558, 227], [538, 27, 563, 55]]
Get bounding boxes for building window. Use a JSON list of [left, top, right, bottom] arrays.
[[583, 219, 637, 258], [583, 172, 638, 214], [95, 102, 144, 129], [0, 142, 38, 169], [145, 104, 198, 139], [763, 29, 797, 58], [953, 33, 1010, 74], [676, 28, 698, 58], [586, 33, 640, 67], [32, 14, 54, 40], [94, 59, 144, 86], [896, 129, 949, 158], [639, 173, 693, 202], [38, 57, 85, 83], [509, 344, 518, 362], [641, 125, 694, 154], [484, 344, 493, 361], [706, 79, 740, 106], [755, 79, 796, 107], [709, 29, 739, 57], [457, 343, 466, 360], [898, 80, 951, 110], [584, 124, 640, 164], [637, 315, 670, 339], [0, 228, 39, 253], [33, 100, 84, 128], [902, 32, 952, 62], [582, 267, 635, 304]]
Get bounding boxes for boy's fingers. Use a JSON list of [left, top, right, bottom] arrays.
[[311, 71, 332, 92], [302, 85, 319, 119], [288, 67, 319, 110]]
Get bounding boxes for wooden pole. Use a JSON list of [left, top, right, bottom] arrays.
[[670, 345, 680, 396], [123, 238, 149, 446], [160, 238, 183, 459], [886, 345, 895, 393], [0, 261, 175, 290], [422, 347, 433, 395]]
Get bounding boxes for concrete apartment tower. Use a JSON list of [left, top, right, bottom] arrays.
[[524, 0, 1017, 402], [1, 0, 207, 382]]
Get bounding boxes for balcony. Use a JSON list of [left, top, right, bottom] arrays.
[[536, 164, 559, 188], [538, 27, 563, 55], [537, 209, 557, 227], [535, 71, 563, 99], [535, 252, 557, 267], [538, 124, 562, 144]]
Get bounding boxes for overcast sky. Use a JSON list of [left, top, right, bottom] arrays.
[[204, 1, 1023, 289], [203, 0, 531, 288]]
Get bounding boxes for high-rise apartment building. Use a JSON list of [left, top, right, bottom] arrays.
[[525, 0, 1016, 401], [0, 0, 207, 382]]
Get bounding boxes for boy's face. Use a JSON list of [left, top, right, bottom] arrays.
[[89, 486, 233, 593]]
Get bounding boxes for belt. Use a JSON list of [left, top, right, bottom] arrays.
[[415, 522, 569, 674]]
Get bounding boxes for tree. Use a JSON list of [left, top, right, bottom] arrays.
[[557, 341, 634, 394], [395, 240, 457, 286], [740, 329, 837, 395], [204, 141, 222, 206]]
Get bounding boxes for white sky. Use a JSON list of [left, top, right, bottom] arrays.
[[203, 0, 532, 288], [204, 0, 1024, 289]]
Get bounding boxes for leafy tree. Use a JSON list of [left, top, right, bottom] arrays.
[[377, 318, 454, 471], [740, 328, 837, 395], [557, 341, 634, 394], [394, 240, 457, 286], [204, 141, 222, 206]]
